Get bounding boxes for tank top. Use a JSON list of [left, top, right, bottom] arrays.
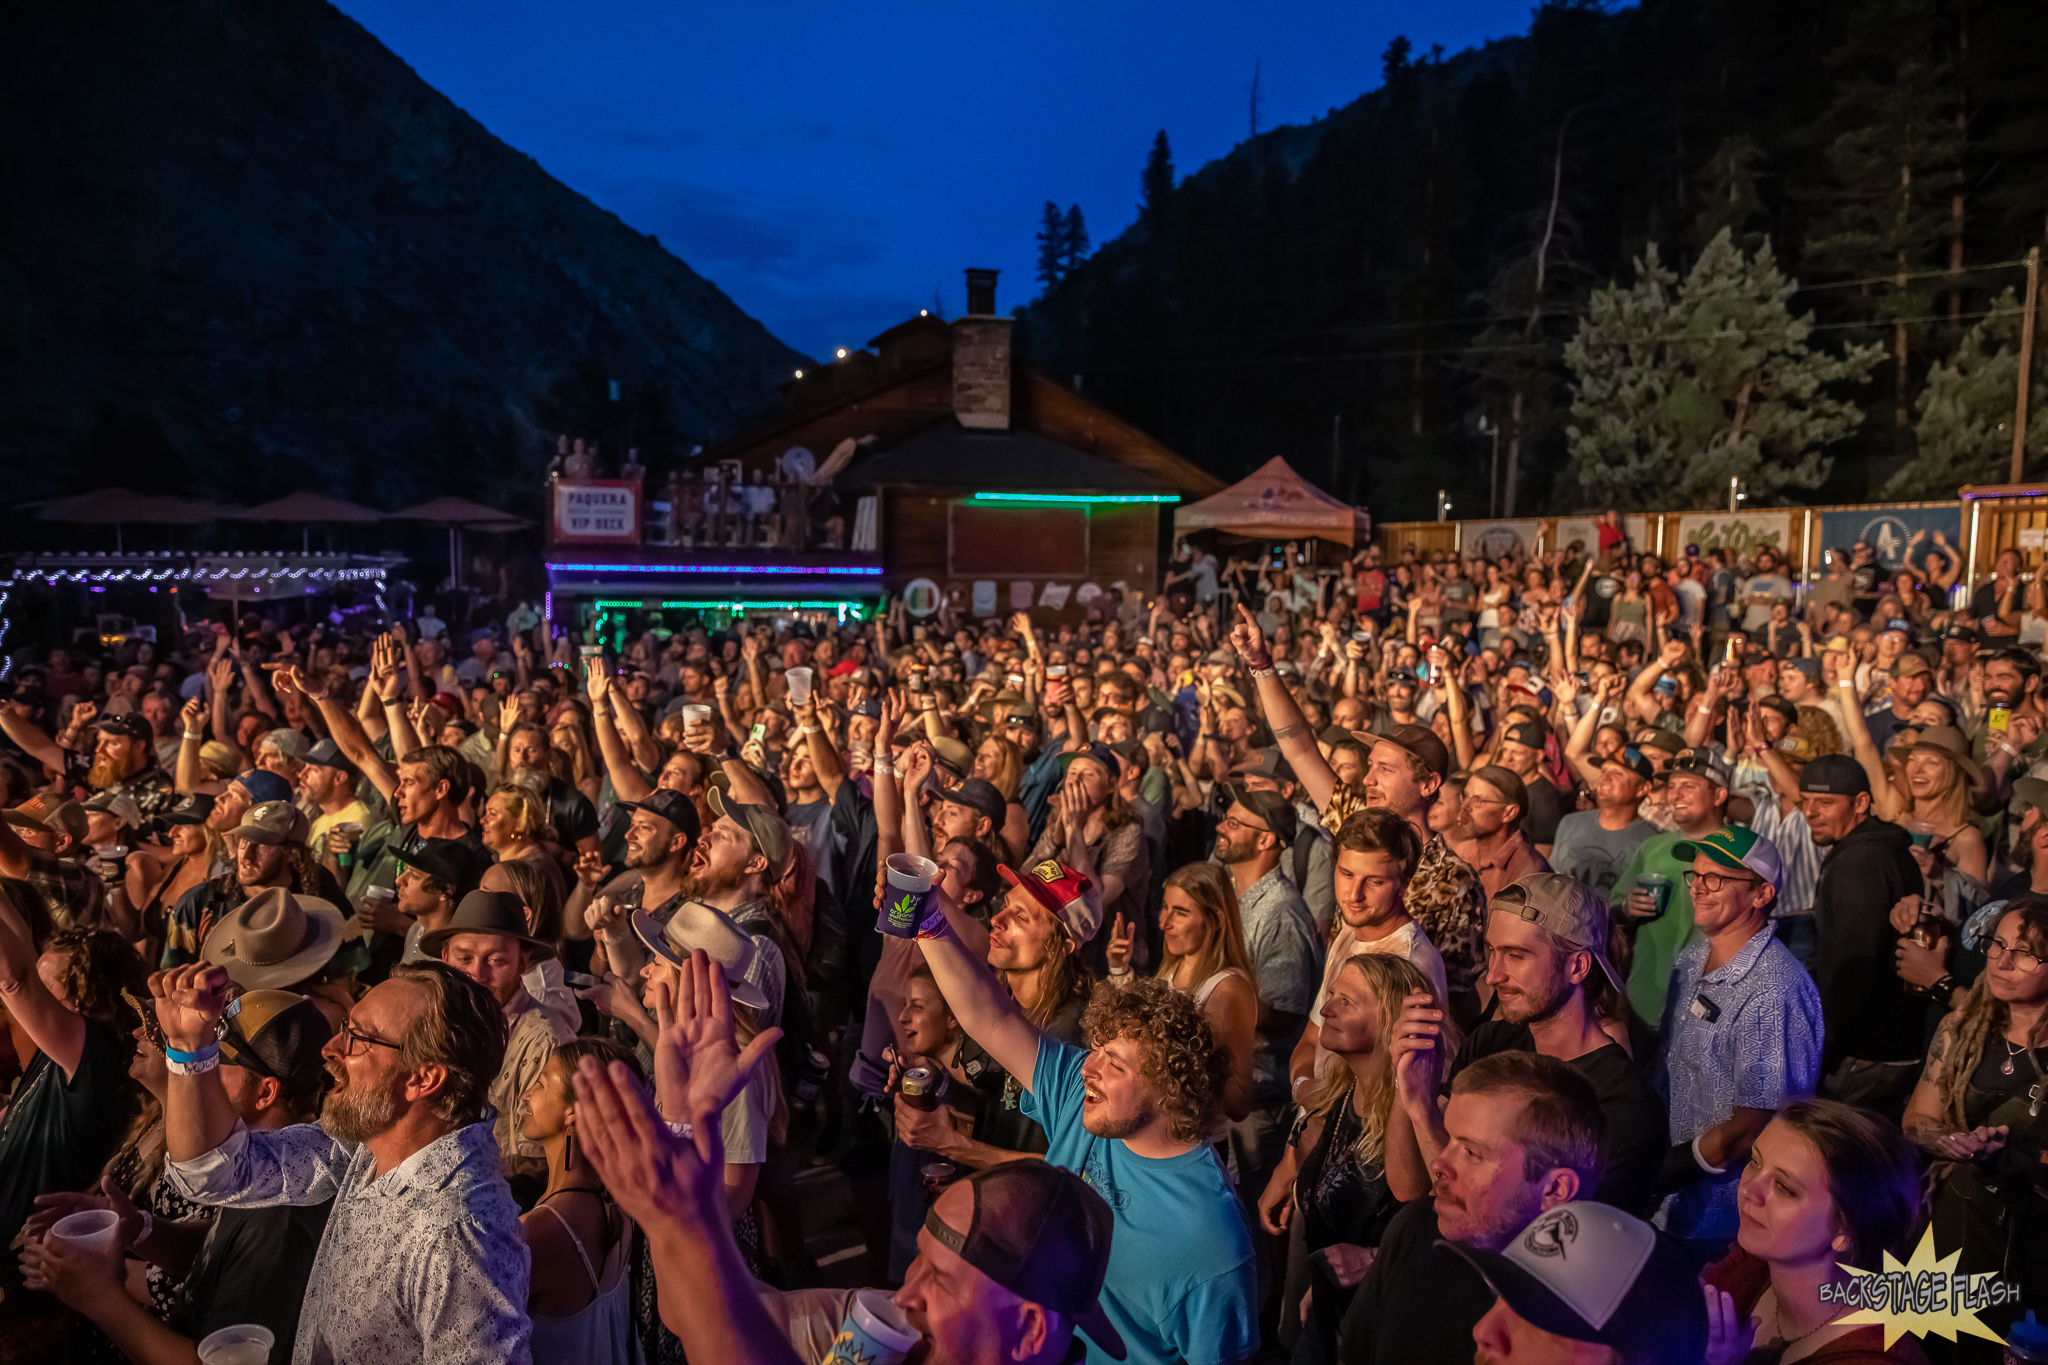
[[529, 1199, 641, 1364], [1191, 967, 1248, 1009]]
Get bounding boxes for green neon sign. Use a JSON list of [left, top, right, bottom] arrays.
[[968, 492, 1179, 505]]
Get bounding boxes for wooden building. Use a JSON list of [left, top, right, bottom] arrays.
[[704, 269, 1224, 623]]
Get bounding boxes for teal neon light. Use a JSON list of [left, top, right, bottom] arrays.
[[968, 492, 1179, 505]]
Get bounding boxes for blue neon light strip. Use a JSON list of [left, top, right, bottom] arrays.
[[969, 492, 1178, 505], [546, 562, 882, 576]]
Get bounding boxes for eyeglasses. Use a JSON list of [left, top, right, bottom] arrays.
[[1683, 870, 1764, 895], [339, 1022, 402, 1057], [1218, 813, 1272, 835], [1987, 939, 2045, 973]]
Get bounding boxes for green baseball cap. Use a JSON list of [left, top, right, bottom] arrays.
[[1672, 826, 1782, 893]]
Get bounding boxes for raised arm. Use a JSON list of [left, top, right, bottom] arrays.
[[588, 659, 656, 804], [1229, 604, 1340, 813], [0, 884, 85, 1076], [1825, 648, 1905, 820], [298, 670, 396, 804], [914, 888, 1045, 1088]]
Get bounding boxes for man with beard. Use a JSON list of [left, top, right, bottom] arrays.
[[917, 885, 1257, 1365], [203, 770, 293, 845], [83, 713, 176, 822], [0, 793, 105, 939], [1234, 605, 1487, 1025], [22, 991, 336, 1360], [1550, 735, 1655, 900], [162, 800, 346, 968], [1336, 1053, 1604, 1365], [1365, 667, 1420, 737], [1209, 788, 1321, 1314], [301, 739, 370, 878], [154, 958, 531, 1363], [1389, 873, 1665, 1216], [1449, 766, 1550, 900], [577, 787, 699, 962], [498, 722, 598, 857], [1609, 747, 1733, 1025]]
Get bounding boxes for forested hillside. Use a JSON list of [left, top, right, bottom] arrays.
[[1019, 0, 2048, 520]]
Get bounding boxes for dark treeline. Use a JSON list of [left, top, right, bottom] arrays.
[[1017, 0, 2048, 521]]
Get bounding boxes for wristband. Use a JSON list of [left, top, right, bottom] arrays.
[[1691, 1135, 1727, 1175], [1108, 965, 1133, 980], [1248, 667, 1276, 680], [664, 1119, 694, 1140], [164, 1042, 218, 1065], [166, 1049, 220, 1077], [183, 731, 204, 742], [1243, 652, 1274, 672]]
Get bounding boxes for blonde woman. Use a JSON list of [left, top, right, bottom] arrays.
[[481, 783, 570, 900], [1258, 953, 1445, 1361], [1834, 668, 1989, 884], [1109, 861, 1260, 1122], [549, 714, 602, 805], [971, 733, 1032, 862]]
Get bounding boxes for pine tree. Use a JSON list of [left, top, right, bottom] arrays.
[[1564, 229, 1884, 509], [1034, 201, 1066, 292], [1140, 131, 1175, 221], [1059, 205, 1089, 277], [1884, 288, 2048, 496], [1800, 0, 1965, 432]]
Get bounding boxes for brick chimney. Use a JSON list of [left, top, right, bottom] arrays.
[[952, 268, 1010, 430]]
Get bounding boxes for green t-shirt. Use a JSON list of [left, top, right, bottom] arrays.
[[1611, 827, 1721, 1026]]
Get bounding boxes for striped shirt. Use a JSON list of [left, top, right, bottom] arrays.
[[1737, 780, 1823, 917]]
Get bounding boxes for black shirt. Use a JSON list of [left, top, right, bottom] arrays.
[[1335, 1200, 1495, 1365], [177, 1200, 333, 1359], [543, 779, 600, 846], [1522, 777, 1566, 847], [0, 1018, 137, 1249], [959, 995, 1085, 1158], [1451, 1020, 1667, 1216]]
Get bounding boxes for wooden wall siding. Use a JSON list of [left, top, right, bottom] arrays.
[[882, 489, 1161, 620]]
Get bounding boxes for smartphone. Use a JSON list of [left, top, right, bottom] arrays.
[[1415, 660, 1430, 683]]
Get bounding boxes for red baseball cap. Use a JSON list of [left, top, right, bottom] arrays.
[[998, 858, 1105, 946]]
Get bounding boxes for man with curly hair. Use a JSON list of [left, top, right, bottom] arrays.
[[917, 890, 1258, 1365]]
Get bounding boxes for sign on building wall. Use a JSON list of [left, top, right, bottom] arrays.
[[1674, 512, 1793, 559], [553, 480, 641, 545], [1463, 521, 1544, 559], [1815, 507, 1964, 571]]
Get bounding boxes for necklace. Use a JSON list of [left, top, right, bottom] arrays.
[[2006, 1037, 2026, 1077], [1772, 1287, 1847, 1350]]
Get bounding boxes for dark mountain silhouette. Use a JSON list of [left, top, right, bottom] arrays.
[[0, 0, 805, 516]]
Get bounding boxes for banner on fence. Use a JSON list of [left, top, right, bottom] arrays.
[[1464, 520, 1543, 559], [1554, 518, 1599, 556], [1815, 506, 1964, 571], [1674, 512, 1793, 559]]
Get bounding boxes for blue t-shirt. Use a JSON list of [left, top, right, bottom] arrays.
[[1020, 1036, 1257, 1365]]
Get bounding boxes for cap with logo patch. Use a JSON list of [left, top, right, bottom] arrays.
[[160, 793, 216, 827], [1667, 747, 1731, 788], [934, 777, 1007, 825], [83, 789, 145, 830], [230, 800, 311, 846], [997, 858, 1104, 946], [93, 714, 154, 745], [1797, 753, 1871, 797], [1439, 1202, 1706, 1365], [1672, 825, 1784, 893], [5, 794, 89, 844], [1232, 746, 1295, 785]]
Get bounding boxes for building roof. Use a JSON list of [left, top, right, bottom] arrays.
[[836, 422, 1174, 492]]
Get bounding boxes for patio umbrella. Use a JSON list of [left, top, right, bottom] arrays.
[[36, 488, 240, 549], [391, 498, 533, 590], [230, 492, 385, 552]]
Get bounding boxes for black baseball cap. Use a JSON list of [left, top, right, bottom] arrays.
[[304, 739, 356, 774], [1798, 753, 1870, 797], [161, 792, 216, 826], [1057, 742, 1122, 780], [397, 838, 487, 898], [923, 1163, 1126, 1360], [94, 714, 154, 744], [934, 777, 1006, 825], [1230, 787, 1300, 845], [619, 788, 702, 842], [1232, 746, 1295, 784], [1440, 1203, 1706, 1365], [1602, 746, 1654, 783]]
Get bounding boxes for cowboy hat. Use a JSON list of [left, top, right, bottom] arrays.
[[200, 886, 346, 991], [631, 902, 770, 1011], [418, 890, 555, 962]]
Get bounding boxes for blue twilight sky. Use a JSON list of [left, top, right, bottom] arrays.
[[336, 1, 1542, 362]]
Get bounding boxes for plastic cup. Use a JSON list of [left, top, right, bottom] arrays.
[[681, 704, 714, 729], [786, 667, 814, 705], [823, 1290, 921, 1365], [920, 1160, 959, 1203], [363, 885, 395, 903], [1638, 872, 1672, 918], [877, 853, 941, 938], [197, 1324, 276, 1365], [49, 1209, 121, 1255]]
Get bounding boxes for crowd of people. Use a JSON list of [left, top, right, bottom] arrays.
[[2, 518, 2045, 1365]]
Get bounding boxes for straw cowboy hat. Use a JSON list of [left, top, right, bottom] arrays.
[[200, 886, 346, 990], [631, 902, 769, 1011]]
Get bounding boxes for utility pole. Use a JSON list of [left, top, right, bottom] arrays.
[[2012, 246, 2040, 484]]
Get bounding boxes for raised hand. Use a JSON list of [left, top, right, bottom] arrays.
[[571, 1053, 726, 1234], [583, 655, 612, 704], [1702, 1285, 1759, 1365], [1104, 913, 1135, 974], [653, 950, 783, 1129], [898, 740, 935, 795], [877, 688, 910, 748], [1387, 990, 1445, 1121], [1229, 603, 1269, 665], [147, 963, 234, 1052], [180, 695, 207, 733]]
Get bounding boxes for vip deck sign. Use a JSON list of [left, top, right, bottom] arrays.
[[553, 480, 642, 545]]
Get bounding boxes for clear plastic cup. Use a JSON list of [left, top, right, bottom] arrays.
[[197, 1324, 276, 1365], [681, 704, 714, 729], [786, 667, 814, 705], [50, 1209, 121, 1254]]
